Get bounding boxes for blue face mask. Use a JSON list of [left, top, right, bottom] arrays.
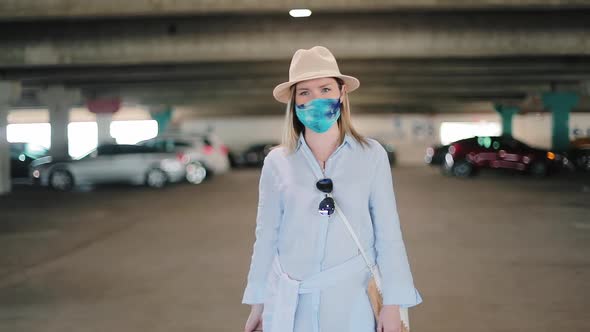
[[295, 98, 341, 133]]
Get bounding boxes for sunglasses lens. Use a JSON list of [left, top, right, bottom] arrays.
[[316, 178, 333, 193], [318, 196, 335, 216]]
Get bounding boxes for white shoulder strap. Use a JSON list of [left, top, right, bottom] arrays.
[[334, 202, 383, 292], [335, 202, 411, 327]]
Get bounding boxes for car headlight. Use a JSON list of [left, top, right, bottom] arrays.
[[444, 153, 454, 166], [32, 169, 40, 178]]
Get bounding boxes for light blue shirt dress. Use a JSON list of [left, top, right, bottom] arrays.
[[242, 133, 422, 332]]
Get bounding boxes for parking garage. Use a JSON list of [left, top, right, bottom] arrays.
[[1, 1, 589, 331]]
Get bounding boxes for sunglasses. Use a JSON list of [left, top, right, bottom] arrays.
[[316, 178, 335, 216]]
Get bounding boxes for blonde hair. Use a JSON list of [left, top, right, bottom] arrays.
[[280, 78, 369, 154]]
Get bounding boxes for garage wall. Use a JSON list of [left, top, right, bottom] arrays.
[[180, 112, 590, 165], [7, 107, 590, 165], [7, 107, 153, 123]]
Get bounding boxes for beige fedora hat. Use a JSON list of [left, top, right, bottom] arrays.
[[272, 46, 360, 104]]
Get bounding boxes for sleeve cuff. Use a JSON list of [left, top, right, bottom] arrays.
[[382, 287, 423, 308], [241, 282, 266, 304]]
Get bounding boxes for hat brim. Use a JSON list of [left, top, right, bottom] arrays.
[[272, 74, 360, 104]]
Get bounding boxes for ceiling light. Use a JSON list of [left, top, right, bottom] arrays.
[[289, 9, 312, 18]]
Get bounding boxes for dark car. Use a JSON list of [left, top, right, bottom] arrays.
[[236, 142, 279, 168], [442, 135, 563, 177], [425, 144, 449, 166], [564, 137, 590, 172], [376, 140, 397, 167], [10, 143, 48, 179]]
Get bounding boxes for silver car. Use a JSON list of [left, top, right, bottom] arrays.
[[138, 132, 230, 180], [30, 144, 186, 191]]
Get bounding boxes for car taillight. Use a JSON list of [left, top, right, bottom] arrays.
[[547, 151, 555, 160], [448, 144, 459, 156], [203, 145, 214, 155], [176, 152, 189, 164]]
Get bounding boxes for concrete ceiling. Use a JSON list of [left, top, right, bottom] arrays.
[[1, 4, 589, 116], [2, 0, 590, 20]]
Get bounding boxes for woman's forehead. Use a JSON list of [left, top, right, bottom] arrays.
[[296, 77, 338, 90]]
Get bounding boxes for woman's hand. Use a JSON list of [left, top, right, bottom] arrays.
[[244, 303, 264, 332], [376, 304, 402, 332]]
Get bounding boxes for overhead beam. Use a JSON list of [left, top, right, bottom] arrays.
[[0, 64, 590, 87], [5, 58, 590, 81], [2, 1, 590, 21], [1, 12, 590, 67]]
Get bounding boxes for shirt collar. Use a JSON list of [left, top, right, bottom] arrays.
[[295, 132, 355, 153]]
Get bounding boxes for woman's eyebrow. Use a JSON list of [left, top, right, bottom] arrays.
[[297, 84, 333, 91]]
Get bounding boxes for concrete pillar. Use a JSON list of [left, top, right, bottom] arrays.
[[149, 105, 173, 135], [542, 92, 579, 151], [38, 86, 81, 160], [96, 113, 114, 145], [0, 81, 22, 195], [0, 106, 9, 195], [494, 104, 519, 136], [87, 98, 121, 145]]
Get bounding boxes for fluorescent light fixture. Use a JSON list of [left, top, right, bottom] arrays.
[[289, 9, 312, 18]]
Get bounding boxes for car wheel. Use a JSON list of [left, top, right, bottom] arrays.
[[529, 161, 548, 177], [145, 168, 168, 188], [186, 162, 207, 184], [202, 166, 214, 180], [440, 164, 453, 176], [452, 160, 474, 178], [576, 154, 590, 172], [49, 169, 74, 191]]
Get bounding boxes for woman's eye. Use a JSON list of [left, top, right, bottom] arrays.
[[322, 88, 331, 93], [298, 91, 309, 96]]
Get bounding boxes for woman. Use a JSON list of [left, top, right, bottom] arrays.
[[242, 46, 422, 332]]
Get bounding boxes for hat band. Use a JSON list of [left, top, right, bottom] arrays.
[[289, 70, 343, 83]]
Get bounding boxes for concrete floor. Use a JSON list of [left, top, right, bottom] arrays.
[[0, 167, 588, 332]]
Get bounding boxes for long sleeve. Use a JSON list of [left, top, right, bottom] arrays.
[[369, 146, 423, 307], [241, 155, 283, 304]]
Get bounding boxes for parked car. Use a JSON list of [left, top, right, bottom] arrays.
[[564, 137, 590, 172], [425, 144, 449, 166], [376, 140, 397, 167], [30, 144, 187, 191], [442, 135, 564, 178], [138, 132, 230, 179], [10, 143, 48, 179], [227, 149, 242, 168], [235, 142, 279, 168]]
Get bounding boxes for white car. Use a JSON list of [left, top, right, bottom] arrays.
[[30, 144, 189, 191], [138, 132, 230, 179]]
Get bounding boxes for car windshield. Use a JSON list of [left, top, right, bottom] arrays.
[[516, 140, 531, 149], [76, 148, 98, 160], [10, 143, 48, 159], [501, 137, 530, 150]]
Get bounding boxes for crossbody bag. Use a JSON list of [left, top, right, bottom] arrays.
[[334, 202, 411, 331]]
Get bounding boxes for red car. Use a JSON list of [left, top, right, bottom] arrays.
[[442, 136, 563, 177]]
